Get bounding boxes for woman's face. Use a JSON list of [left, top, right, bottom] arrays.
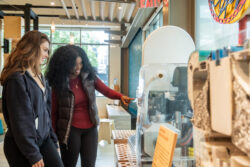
[[39, 41, 49, 65], [71, 56, 83, 77]]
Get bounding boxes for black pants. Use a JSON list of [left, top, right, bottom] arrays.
[[4, 136, 64, 167], [60, 126, 98, 167]]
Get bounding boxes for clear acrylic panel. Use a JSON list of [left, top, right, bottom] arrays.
[[133, 63, 194, 167]]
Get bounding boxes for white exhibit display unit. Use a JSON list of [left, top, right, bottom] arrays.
[[129, 26, 196, 167], [142, 25, 195, 65]]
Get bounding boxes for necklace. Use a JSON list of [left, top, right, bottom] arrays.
[[75, 79, 79, 89], [72, 78, 79, 89]]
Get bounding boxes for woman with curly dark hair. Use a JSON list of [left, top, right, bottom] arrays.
[[0, 30, 64, 167], [46, 45, 133, 167]]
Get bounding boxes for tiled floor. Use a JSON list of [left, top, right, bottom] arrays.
[[0, 134, 4, 143], [0, 134, 8, 167], [96, 140, 116, 167], [76, 140, 115, 167], [0, 136, 116, 167]]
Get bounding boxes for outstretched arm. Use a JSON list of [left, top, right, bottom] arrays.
[[95, 77, 134, 106]]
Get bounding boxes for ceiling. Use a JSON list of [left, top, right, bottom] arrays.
[[0, 0, 157, 47], [0, 0, 138, 26]]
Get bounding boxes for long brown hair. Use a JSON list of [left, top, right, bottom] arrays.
[[0, 30, 50, 85]]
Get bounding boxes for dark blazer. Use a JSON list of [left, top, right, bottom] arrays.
[[2, 71, 58, 165]]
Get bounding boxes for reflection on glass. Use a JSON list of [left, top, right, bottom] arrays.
[[134, 63, 195, 167], [81, 31, 109, 44], [195, 0, 239, 49]]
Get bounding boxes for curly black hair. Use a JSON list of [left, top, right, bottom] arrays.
[[46, 45, 96, 93]]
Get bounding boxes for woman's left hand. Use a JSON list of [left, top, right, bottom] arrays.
[[121, 96, 134, 106]]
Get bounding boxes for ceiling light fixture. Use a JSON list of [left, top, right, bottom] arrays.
[[69, 32, 75, 45], [118, 6, 122, 10], [50, 2, 55, 6], [51, 20, 56, 33]]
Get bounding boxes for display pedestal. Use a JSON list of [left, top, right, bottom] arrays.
[[98, 119, 114, 144], [106, 105, 131, 130]]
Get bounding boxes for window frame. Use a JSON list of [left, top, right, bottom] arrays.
[[39, 26, 111, 96]]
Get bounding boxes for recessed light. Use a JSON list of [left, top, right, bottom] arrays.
[[50, 2, 55, 6]]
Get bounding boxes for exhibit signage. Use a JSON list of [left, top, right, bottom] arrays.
[[152, 125, 178, 167], [140, 0, 168, 8]]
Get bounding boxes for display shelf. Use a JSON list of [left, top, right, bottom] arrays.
[[107, 105, 131, 130], [117, 162, 137, 167], [115, 144, 137, 163], [112, 130, 136, 144]]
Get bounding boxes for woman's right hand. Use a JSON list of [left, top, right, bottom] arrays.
[[32, 159, 44, 167], [121, 96, 135, 106]]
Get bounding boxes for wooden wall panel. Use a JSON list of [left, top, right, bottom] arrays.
[[167, 0, 195, 41], [162, 1, 169, 26], [121, 48, 129, 96], [4, 16, 21, 39], [3, 16, 22, 65], [0, 19, 2, 69]]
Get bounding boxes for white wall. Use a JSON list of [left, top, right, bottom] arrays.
[[96, 42, 121, 118]]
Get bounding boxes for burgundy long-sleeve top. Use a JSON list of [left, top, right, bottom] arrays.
[[52, 77, 123, 130]]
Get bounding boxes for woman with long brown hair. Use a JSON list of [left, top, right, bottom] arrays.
[[0, 31, 64, 167]]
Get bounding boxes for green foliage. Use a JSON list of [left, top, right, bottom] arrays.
[[81, 31, 101, 44], [51, 44, 62, 55], [39, 29, 109, 71], [81, 45, 98, 68], [52, 30, 80, 44], [52, 31, 70, 43], [40, 29, 50, 38]]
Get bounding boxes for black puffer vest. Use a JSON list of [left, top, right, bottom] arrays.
[[55, 73, 99, 145]]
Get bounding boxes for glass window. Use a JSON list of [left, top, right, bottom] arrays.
[[40, 28, 51, 38], [51, 44, 63, 53], [39, 27, 110, 96], [81, 30, 109, 44], [81, 45, 109, 85], [195, 0, 239, 49], [145, 9, 163, 38], [52, 30, 70, 43], [70, 30, 81, 44]]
